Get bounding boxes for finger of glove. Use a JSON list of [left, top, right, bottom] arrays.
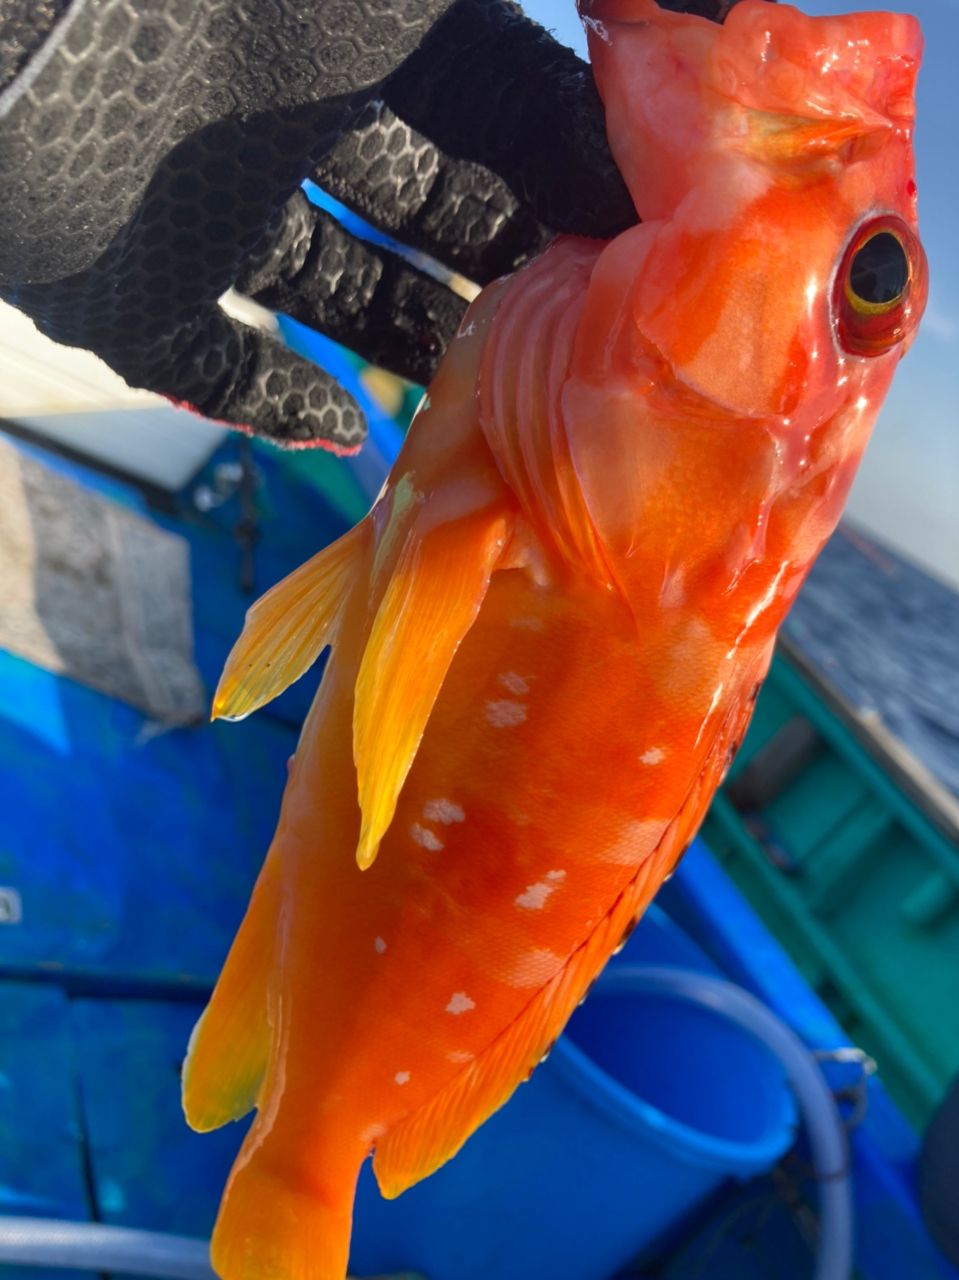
[[198, 313, 367, 452], [158, 309, 368, 453], [311, 100, 553, 286], [0, 0, 471, 287], [237, 191, 467, 387], [381, 0, 636, 240], [6, 266, 367, 451]]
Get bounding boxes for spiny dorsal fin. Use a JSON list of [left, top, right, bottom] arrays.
[[372, 848, 670, 1197], [353, 506, 511, 870], [212, 521, 368, 721]]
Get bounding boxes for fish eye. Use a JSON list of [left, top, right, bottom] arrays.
[[849, 232, 908, 307], [834, 215, 927, 357]]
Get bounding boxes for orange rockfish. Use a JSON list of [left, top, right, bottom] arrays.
[[183, 1, 927, 1275]]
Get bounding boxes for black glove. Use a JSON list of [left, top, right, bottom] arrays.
[[0, 0, 635, 453]]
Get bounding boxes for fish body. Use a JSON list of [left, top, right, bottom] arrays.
[[183, 3, 927, 1277]]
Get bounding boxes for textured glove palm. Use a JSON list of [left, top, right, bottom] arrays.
[[0, 0, 635, 451]]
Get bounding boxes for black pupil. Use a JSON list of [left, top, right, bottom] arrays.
[[850, 232, 909, 305]]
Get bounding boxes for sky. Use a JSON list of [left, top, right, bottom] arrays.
[[521, 0, 959, 587]]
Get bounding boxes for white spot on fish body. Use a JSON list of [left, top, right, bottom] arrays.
[[640, 747, 665, 765], [423, 798, 465, 825], [485, 700, 527, 728], [545, 869, 566, 882], [374, 936, 387, 955], [509, 948, 563, 987], [498, 671, 529, 696], [601, 819, 670, 866], [361, 1122, 386, 1143], [515, 880, 559, 910], [411, 822, 444, 851], [446, 992, 476, 1015], [447, 1049, 475, 1064], [394, 1071, 410, 1086]]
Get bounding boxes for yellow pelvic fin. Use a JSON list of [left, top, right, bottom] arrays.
[[181, 852, 279, 1133], [212, 521, 368, 722], [353, 506, 510, 870], [373, 850, 670, 1197]]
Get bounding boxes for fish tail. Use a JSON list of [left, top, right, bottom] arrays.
[[211, 1125, 363, 1280], [181, 851, 279, 1132]]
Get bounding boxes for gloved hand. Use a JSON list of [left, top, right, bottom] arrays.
[[0, 0, 635, 453]]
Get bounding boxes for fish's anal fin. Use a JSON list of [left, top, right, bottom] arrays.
[[372, 848, 669, 1197], [181, 852, 279, 1133], [212, 521, 368, 722], [353, 505, 512, 870]]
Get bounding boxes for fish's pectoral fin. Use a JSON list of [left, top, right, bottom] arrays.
[[353, 505, 512, 870], [212, 520, 369, 722], [181, 851, 280, 1132], [373, 850, 671, 1198]]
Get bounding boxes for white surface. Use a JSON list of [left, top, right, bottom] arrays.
[[0, 301, 225, 490]]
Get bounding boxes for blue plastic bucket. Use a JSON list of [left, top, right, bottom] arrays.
[[350, 953, 797, 1280]]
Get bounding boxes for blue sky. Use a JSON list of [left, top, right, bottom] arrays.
[[520, 0, 958, 586]]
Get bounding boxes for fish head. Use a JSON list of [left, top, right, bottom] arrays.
[[568, 0, 927, 626]]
